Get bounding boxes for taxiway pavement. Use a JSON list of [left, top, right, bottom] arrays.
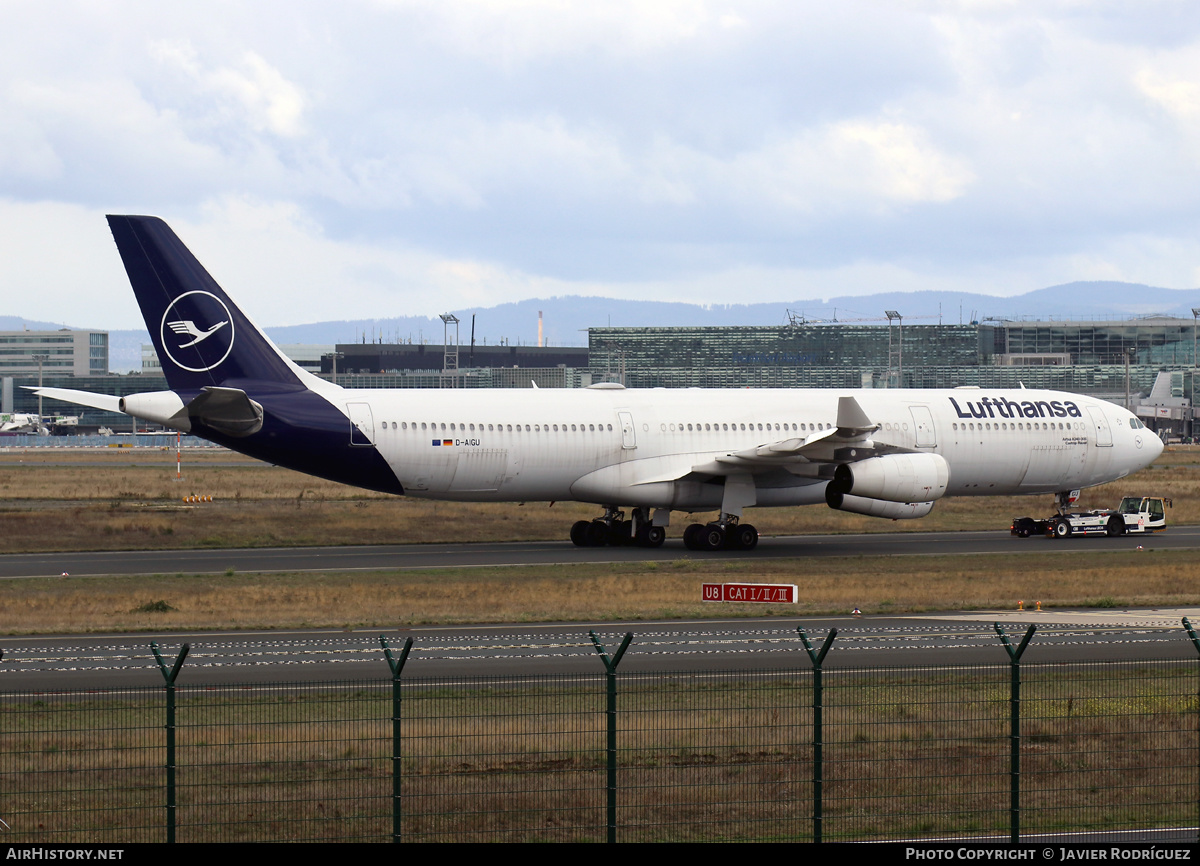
[[2, 525, 1198, 580]]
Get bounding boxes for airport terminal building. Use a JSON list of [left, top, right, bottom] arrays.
[[0, 329, 108, 378], [587, 318, 1196, 391]]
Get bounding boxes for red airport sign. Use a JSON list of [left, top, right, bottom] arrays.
[[702, 583, 798, 603]]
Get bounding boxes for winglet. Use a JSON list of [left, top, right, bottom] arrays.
[[836, 396, 877, 437]]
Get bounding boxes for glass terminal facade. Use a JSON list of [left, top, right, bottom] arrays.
[[997, 320, 1200, 367], [588, 319, 1199, 403], [589, 324, 986, 389]]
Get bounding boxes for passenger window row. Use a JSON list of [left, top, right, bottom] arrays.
[[371, 420, 833, 434], [378, 421, 616, 433], [660, 422, 826, 433], [952, 421, 1083, 431]]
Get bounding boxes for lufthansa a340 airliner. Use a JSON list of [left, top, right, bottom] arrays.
[[37, 216, 1164, 552]]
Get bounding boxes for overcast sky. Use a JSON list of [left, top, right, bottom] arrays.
[[3, 0, 1200, 330]]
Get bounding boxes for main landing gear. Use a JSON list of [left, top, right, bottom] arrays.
[[568, 506, 761, 552], [682, 517, 759, 552], [570, 507, 666, 548]]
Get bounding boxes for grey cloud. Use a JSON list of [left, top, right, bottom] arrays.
[[3, 1, 1200, 327]]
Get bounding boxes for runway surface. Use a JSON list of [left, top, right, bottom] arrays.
[[4, 609, 1198, 691], [3, 525, 1199, 579]]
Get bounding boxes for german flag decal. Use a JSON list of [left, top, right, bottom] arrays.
[[431, 439, 453, 446]]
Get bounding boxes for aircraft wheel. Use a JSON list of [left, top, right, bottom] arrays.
[[683, 523, 705, 551], [643, 525, 666, 548], [585, 521, 610, 546], [1053, 520, 1072, 538], [732, 523, 759, 551], [570, 520, 590, 547], [701, 524, 725, 551], [1106, 516, 1125, 537], [610, 519, 633, 546]]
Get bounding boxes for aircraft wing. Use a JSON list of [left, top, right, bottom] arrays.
[[684, 395, 906, 480]]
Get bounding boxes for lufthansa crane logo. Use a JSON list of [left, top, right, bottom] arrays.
[[160, 291, 235, 372]]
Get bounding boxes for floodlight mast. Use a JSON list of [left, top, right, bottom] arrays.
[[440, 313, 460, 387], [32, 353, 49, 424], [1125, 347, 1135, 412], [1192, 307, 1199, 440], [885, 311, 902, 388]]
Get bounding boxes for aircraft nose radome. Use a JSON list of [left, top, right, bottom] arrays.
[[1136, 426, 1165, 468], [1148, 429, 1165, 461]]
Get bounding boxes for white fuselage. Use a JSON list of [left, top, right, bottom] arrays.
[[332, 386, 1162, 509]]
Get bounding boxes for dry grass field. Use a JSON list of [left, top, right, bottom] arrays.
[[0, 444, 1195, 633], [3, 548, 1200, 634], [1, 444, 1196, 551]]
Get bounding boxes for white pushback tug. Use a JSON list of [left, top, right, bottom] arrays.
[[1012, 495, 1170, 539]]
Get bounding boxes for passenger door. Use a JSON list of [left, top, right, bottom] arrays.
[[618, 410, 637, 450], [346, 403, 375, 447], [909, 405, 936, 448], [1086, 405, 1113, 447]]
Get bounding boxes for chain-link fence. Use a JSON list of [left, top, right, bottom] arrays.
[[2, 628, 1198, 843]]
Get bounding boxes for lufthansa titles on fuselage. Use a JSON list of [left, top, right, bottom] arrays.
[[949, 395, 1082, 421]]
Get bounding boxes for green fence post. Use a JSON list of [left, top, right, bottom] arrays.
[[797, 627, 837, 844], [1181, 617, 1200, 842], [380, 635, 414, 844], [589, 630, 633, 844], [150, 641, 190, 845], [994, 623, 1036, 845]]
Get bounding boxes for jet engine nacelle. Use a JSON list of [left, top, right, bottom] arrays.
[[825, 491, 935, 520], [828, 452, 949, 503]]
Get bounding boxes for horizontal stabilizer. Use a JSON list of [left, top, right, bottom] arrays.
[[25, 387, 121, 414], [29, 385, 262, 438]]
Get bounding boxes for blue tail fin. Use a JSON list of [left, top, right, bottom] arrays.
[[107, 215, 303, 391]]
